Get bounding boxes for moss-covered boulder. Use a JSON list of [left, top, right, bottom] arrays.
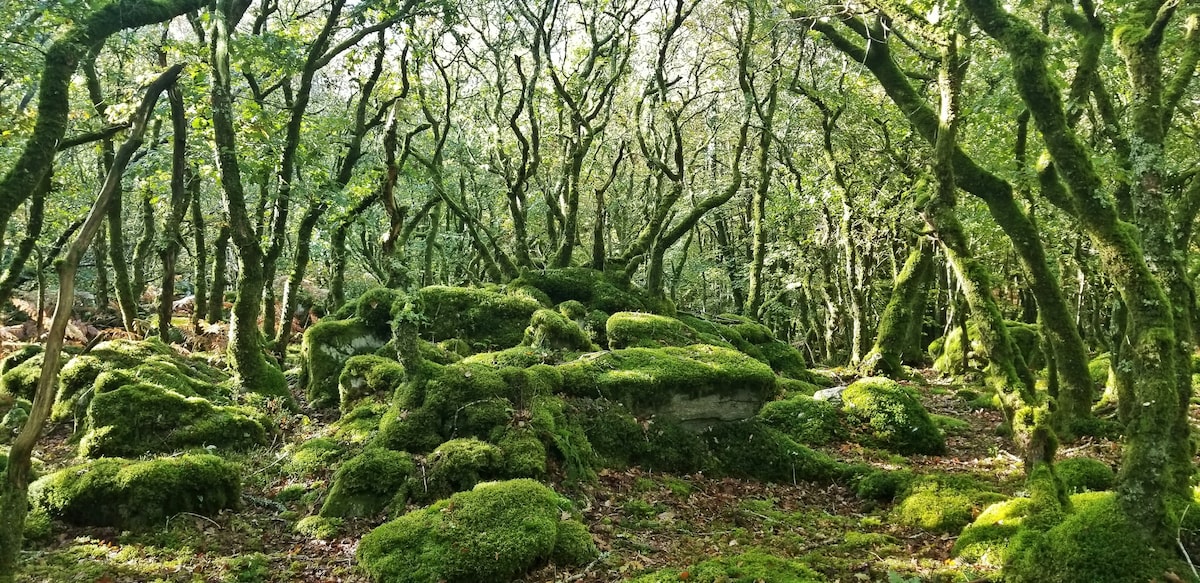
[[0, 395, 30, 443], [339, 355, 405, 412], [284, 437, 346, 478], [416, 285, 542, 349], [756, 395, 846, 446], [1054, 457, 1114, 493], [704, 420, 843, 484], [417, 438, 504, 501], [300, 318, 389, 409], [30, 454, 240, 529], [952, 497, 1032, 564], [80, 383, 266, 458], [512, 267, 669, 315], [356, 479, 597, 583], [630, 549, 824, 583], [605, 312, 700, 349], [559, 345, 777, 430], [0, 345, 46, 400], [893, 473, 1007, 533], [524, 309, 597, 352], [319, 448, 414, 518], [841, 377, 944, 455]]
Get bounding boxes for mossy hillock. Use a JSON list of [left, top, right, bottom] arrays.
[[512, 267, 671, 315], [893, 473, 1007, 533], [338, 354, 405, 412], [930, 320, 1044, 377], [841, 377, 945, 455], [301, 317, 390, 408], [416, 285, 543, 349], [319, 448, 414, 518], [355, 479, 597, 583], [29, 454, 240, 529], [756, 394, 846, 446]]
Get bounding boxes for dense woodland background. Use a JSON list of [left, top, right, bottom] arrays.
[[1, 0, 1199, 581]]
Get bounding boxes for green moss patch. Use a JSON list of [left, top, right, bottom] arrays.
[[30, 454, 240, 529], [356, 479, 597, 583], [338, 354, 405, 412], [841, 377, 945, 455], [512, 267, 667, 315], [416, 285, 542, 349], [525, 309, 597, 351], [319, 448, 414, 518], [284, 437, 346, 478], [80, 383, 266, 458], [300, 317, 389, 409], [704, 420, 843, 484], [1054, 457, 1114, 493], [605, 312, 700, 349], [630, 549, 824, 582], [757, 394, 846, 446], [894, 473, 1007, 534]]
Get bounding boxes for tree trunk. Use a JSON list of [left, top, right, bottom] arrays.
[[156, 84, 190, 341], [190, 169, 208, 326], [860, 238, 934, 377]]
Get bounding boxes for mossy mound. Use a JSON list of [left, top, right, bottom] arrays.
[[0, 345, 47, 400], [756, 394, 846, 446], [853, 469, 915, 502], [0, 396, 30, 444], [319, 448, 414, 518], [974, 492, 1191, 583], [1087, 353, 1112, 390], [606, 312, 700, 349], [558, 345, 777, 428], [704, 420, 843, 484], [1054, 457, 1114, 493], [893, 473, 1006, 533], [356, 479, 597, 583], [416, 285, 542, 349], [630, 549, 824, 582], [525, 309, 597, 352], [462, 346, 557, 368], [284, 437, 346, 478], [416, 438, 504, 501], [55, 338, 232, 422], [300, 317, 389, 409], [512, 267, 670, 315], [952, 497, 1033, 564], [339, 355, 405, 412], [80, 383, 266, 458], [30, 454, 240, 529], [841, 377, 944, 455]]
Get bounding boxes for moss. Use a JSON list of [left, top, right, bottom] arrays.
[[529, 395, 598, 481], [416, 285, 542, 349], [557, 300, 588, 321], [557, 345, 777, 423], [30, 454, 240, 529], [417, 438, 503, 500], [756, 394, 846, 446], [894, 473, 1007, 534], [525, 309, 597, 351], [841, 377, 945, 455], [22, 505, 52, 541], [284, 437, 345, 477], [1, 397, 30, 443], [642, 417, 713, 473], [568, 397, 648, 468], [462, 346, 556, 369], [550, 519, 596, 565], [356, 479, 596, 583], [416, 339, 463, 365], [756, 340, 809, 379], [437, 338, 472, 357], [80, 383, 266, 458], [495, 427, 547, 477], [704, 420, 843, 484], [319, 448, 414, 518], [854, 469, 915, 502], [952, 497, 1033, 564], [354, 287, 405, 336], [512, 267, 665, 315], [301, 317, 388, 408], [338, 355, 405, 412], [333, 402, 388, 444], [605, 312, 700, 349], [295, 515, 341, 539], [501, 364, 562, 406], [1055, 457, 1114, 493], [1003, 492, 1189, 582], [630, 549, 823, 582], [777, 378, 821, 397], [1087, 353, 1112, 388], [1, 350, 46, 400], [931, 413, 972, 435], [377, 405, 444, 453]]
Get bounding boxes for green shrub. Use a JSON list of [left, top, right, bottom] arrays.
[[30, 454, 240, 529], [842, 377, 945, 455], [356, 479, 597, 583], [757, 395, 845, 445], [319, 448, 414, 518]]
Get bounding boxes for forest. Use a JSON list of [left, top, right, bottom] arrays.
[[0, 0, 1198, 581]]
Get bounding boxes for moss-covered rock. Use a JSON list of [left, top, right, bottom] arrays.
[[558, 345, 777, 429], [334, 402, 389, 444], [512, 267, 669, 315], [568, 397, 649, 468], [356, 479, 597, 583], [1054, 457, 1114, 493], [1003, 492, 1190, 582], [1088, 353, 1112, 390], [841, 377, 945, 455], [630, 549, 824, 582], [931, 321, 1044, 376], [494, 427, 547, 478], [894, 473, 1006, 534], [80, 383, 266, 458], [30, 454, 240, 529], [462, 346, 556, 369], [0, 345, 46, 400], [525, 309, 597, 351], [417, 438, 504, 500], [319, 448, 414, 518], [757, 395, 845, 446], [952, 497, 1033, 564], [284, 437, 346, 477], [853, 469, 915, 502], [605, 312, 700, 349], [416, 285, 542, 349], [0, 395, 30, 444], [704, 420, 843, 484], [338, 355, 405, 412], [300, 318, 389, 409]]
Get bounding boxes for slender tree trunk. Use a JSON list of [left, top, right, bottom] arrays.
[[190, 170, 208, 325], [156, 84, 189, 341], [860, 238, 934, 377], [207, 225, 230, 322], [272, 202, 327, 358], [132, 188, 156, 300]]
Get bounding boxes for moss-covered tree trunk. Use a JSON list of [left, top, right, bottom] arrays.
[[207, 224, 230, 321], [965, 0, 1193, 535], [0, 64, 181, 583], [156, 84, 190, 341], [860, 239, 934, 377], [190, 169, 208, 326]]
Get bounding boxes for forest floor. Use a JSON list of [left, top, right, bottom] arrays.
[[13, 364, 1126, 583]]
